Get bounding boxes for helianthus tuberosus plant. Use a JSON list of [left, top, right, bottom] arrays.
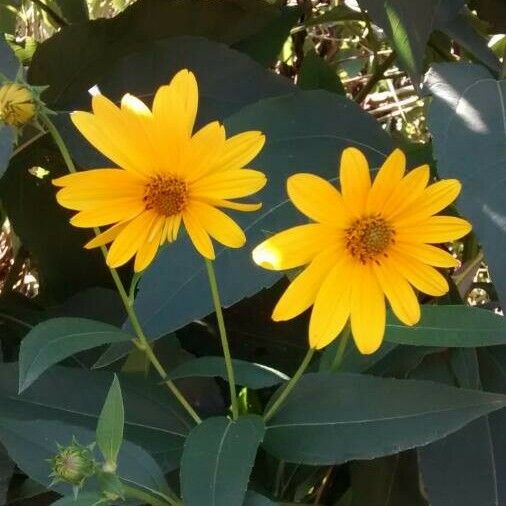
[[0, 4, 505, 504]]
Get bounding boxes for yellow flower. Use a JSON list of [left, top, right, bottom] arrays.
[[0, 83, 36, 127], [252, 147, 472, 354], [54, 69, 266, 272]]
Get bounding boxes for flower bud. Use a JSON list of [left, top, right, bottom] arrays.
[[0, 83, 36, 127], [49, 439, 96, 487]]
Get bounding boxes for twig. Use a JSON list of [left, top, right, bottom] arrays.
[[354, 51, 396, 104]]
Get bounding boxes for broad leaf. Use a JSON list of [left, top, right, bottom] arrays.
[[298, 49, 345, 95], [181, 416, 265, 506], [0, 363, 192, 464], [134, 90, 393, 340], [28, 0, 280, 107], [263, 372, 506, 464], [426, 64, 506, 304], [385, 305, 506, 347], [18, 317, 133, 392], [96, 375, 124, 466], [0, 125, 13, 178], [168, 357, 288, 388], [51, 493, 102, 506], [0, 36, 18, 79], [0, 418, 169, 497], [244, 491, 278, 505]]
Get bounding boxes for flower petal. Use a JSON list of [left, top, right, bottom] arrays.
[[388, 250, 449, 296], [106, 211, 158, 268], [70, 199, 145, 227], [273, 247, 339, 322], [308, 256, 353, 349], [182, 206, 215, 259], [189, 201, 246, 249], [84, 221, 129, 249], [252, 224, 340, 271], [191, 169, 267, 199], [350, 265, 385, 354], [216, 131, 265, 172], [373, 258, 420, 326], [393, 242, 459, 268], [287, 173, 351, 226], [366, 148, 406, 213], [134, 215, 165, 272], [396, 216, 472, 243], [339, 147, 371, 215]]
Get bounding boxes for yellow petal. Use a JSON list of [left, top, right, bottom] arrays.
[[70, 199, 145, 227], [339, 147, 371, 215], [207, 198, 262, 212], [373, 258, 420, 326], [53, 168, 143, 188], [84, 222, 129, 249], [191, 169, 267, 199], [252, 224, 340, 271], [382, 164, 430, 220], [366, 148, 406, 213], [134, 215, 165, 272], [272, 247, 339, 321], [182, 207, 215, 259], [287, 173, 351, 226], [308, 256, 353, 349], [395, 179, 462, 226], [106, 211, 157, 268], [189, 201, 246, 249], [393, 242, 459, 268], [396, 216, 472, 243], [183, 121, 226, 180], [153, 69, 198, 140], [350, 265, 385, 354], [388, 250, 449, 296], [216, 131, 265, 172]]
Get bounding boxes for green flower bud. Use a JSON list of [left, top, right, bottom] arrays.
[[0, 82, 36, 127], [49, 438, 96, 488]]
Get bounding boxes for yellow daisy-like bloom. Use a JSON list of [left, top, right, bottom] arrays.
[[252, 147, 472, 354], [54, 69, 266, 272], [0, 83, 36, 127]]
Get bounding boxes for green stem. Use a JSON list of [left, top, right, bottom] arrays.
[[330, 325, 350, 372], [42, 112, 202, 425], [122, 484, 179, 506], [205, 258, 239, 419], [263, 348, 315, 422], [354, 51, 396, 103]]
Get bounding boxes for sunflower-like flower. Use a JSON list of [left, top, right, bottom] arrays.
[[253, 147, 472, 354], [54, 69, 266, 271], [0, 82, 36, 127]]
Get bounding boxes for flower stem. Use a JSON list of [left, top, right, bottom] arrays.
[[330, 324, 351, 372], [263, 348, 315, 423], [122, 483, 180, 506], [204, 259, 239, 420], [42, 112, 201, 425]]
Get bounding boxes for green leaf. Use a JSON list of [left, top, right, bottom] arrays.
[[168, 357, 288, 389], [298, 49, 345, 95], [28, 0, 280, 107], [263, 372, 506, 464], [385, 306, 506, 347], [134, 90, 393, 341], [52, 0, 89, 23], [244, 491, 278, 505], [0, 418, 169, 497], [96, 375, 124, 467], [18, 317, 133, 392], [0, 35, 18, 79], [305, 4, 366, 26], [0, 363, 192, 465], [51, 493, 103, 506], [426, 64, 506, 304], [0, 1, 18, 35], [0, 125, 13, 179], [181, 416, 265, 506]]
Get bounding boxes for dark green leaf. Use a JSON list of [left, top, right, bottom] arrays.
[[181, 416, 265, 506], [0, 126, 13, 178], [263, 372, 506, 464], [96, 375, 124, 466], [473, 0, 506, 32], [385, 305, 506, 347], [134, 90, 393, 340], [244, 490, 277, 505], [52, 0, 89, 23], [51, 493, 103, 506], [299, 50, 345, 95], [0, 418, 169, 497], [0, 445, 13, 505], [18, 317, 133, 392], [234, 7, 300, 66], [0, 2, 19, 34], [0, 363, 192, 464], [426, 64, 506, 304], [0, 36, 18, 79], [168, 357, 288, 389], [305, 5, 366, 26], [28, 0, 280, 108]]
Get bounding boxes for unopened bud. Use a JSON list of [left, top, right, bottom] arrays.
[[49, 439, 96, 488], [0, 83, 36, 127]]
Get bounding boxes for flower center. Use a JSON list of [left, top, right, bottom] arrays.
[[345, 214, 395, 264], [143, 175, 188, 216]]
